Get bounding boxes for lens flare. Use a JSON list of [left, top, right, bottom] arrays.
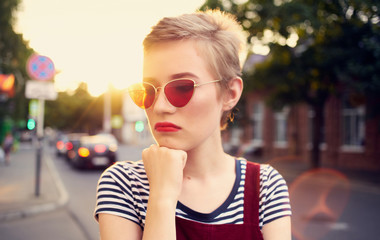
[[289, 168, 351, 240]]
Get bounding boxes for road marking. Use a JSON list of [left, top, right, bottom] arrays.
[[329, 222, 349, 231]]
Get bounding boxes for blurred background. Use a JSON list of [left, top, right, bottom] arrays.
[[0, 0, 379, 240]]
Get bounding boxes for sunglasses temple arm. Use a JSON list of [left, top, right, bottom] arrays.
[[195, 79, 221, 87]]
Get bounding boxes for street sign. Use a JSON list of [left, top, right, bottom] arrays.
[[25, 80, 57, 100], [25, 54, 56, 199], [26, 54, 55, 81]]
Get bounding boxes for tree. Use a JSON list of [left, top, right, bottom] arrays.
[[201, 0, 380, 168], [0, 0, 34, 140], [44, 83, 124, 134], [45, 83, 103, 133]]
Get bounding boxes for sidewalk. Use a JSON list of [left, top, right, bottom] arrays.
[[0, 141, 68, 222], [249, 154, 380, 194]]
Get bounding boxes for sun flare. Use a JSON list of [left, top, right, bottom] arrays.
[[15, 0, 205, 96]]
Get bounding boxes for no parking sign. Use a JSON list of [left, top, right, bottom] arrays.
[[26, 54, 55, 81], [25, 54, 56, 197], [25, 54, 57, 100]]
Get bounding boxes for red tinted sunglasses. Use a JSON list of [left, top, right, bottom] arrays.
[[128, 79, 221, 109]]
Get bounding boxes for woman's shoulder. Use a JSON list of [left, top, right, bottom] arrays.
[[95, 160, 148, 225], [235, 158, 285, 183], [236, 158, 278, 173], [259, 164, 280, 176], [103, 160, 144, 173], [99, 160, 147, 184]]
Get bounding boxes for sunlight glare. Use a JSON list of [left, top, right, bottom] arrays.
[[15, 0, 205, 96]]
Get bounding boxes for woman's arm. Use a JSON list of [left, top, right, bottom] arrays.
[[261, 216, 291, 240], [98, 145, 186, 240], [99, 213, 142, 240], [99, 193, 178, 240], [141, 145, 187, 240], [142, 195, 177, 240]]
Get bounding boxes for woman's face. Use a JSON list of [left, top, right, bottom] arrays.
[[143, 40, 224, 151]]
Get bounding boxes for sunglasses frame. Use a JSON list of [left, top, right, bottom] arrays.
[[128, 78, 221, 109]]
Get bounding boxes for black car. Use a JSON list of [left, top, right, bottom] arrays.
[[69, 133, 118, 169], [61, 133, 88, 160]]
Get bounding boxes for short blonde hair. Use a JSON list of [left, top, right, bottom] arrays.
[[143, 10, 245, 128]]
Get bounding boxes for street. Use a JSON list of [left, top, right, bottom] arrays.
[[286, 166, 380, 240], [0, 142, 147, 240], [0, 142, 379, 240], [49, 143, 147, 240]]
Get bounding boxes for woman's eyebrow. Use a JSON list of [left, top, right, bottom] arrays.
[[142, 77, 156, 84], [170, 72, 199, 80]]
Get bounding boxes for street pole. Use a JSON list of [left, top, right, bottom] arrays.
[[103, 84, 111, 133], [25, 54, 56, 197], [35, 99, 45, 197]]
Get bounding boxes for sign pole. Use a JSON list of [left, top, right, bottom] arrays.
[[35, 99, 45, 197], [25, 53, 55, 198], [37, 99, 45, 138]]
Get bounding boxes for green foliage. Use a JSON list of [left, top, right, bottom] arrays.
[[1, 1, 125, 136], [0, 0, 34, 126], [201, 0, 380, 109], [201, 0, 380, 168], [45, 83, 100, 132], [44, 83, 124, 133]]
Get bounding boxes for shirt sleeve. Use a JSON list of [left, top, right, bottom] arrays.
[[94, 162, 143, 227], [259, 164, 292, 228]]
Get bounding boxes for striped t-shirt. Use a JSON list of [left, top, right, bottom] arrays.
[[94, 158, 291, 229]]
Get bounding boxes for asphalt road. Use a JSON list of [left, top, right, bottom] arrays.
[[53, 143, 380, 240], [1, 142, 379, 240], [50, 143, 147, 240]]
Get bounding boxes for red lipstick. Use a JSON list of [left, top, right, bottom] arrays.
[[155, 122, 181, 132]]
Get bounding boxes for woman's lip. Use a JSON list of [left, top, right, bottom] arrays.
[[155, 122, 181, 132]]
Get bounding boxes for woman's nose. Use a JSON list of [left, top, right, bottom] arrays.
[[153, 89, 176, 113]]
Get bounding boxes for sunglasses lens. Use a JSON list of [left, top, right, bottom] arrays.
[[128, 83, 155, 109], [165, 79, 194, 107]]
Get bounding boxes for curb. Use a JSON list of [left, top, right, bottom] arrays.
[[0, 147, 69, 222]]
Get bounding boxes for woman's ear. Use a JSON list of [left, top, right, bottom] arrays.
[[222, 77, 243, 111]]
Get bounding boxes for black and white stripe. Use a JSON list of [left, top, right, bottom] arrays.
[[94, 159, 291, 229]]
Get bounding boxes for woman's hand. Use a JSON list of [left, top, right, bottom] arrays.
[[142, 145, 187, 240], [142, 144, 187, 204]]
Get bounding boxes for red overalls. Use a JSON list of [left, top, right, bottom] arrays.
[[176, 162, 264, 240]]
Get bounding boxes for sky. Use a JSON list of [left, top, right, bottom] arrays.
[[15, 0, 205, 96]]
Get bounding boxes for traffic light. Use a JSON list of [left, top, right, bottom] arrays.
[[27, 118, 36, 130], [135, 121, 144, 133], [0, 74, 15, 98]]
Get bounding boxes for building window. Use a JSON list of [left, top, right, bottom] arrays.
[[251, 102, 264, 145], [342, 103, 365, 151], [274, 107, 289, 147]]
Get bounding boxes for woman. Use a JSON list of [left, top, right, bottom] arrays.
[[95, 10, 291, 240]]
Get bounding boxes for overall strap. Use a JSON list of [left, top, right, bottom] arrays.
[[243, 161, 261, 225]]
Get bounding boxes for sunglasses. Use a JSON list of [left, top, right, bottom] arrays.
[[128, 78, 221, 109]]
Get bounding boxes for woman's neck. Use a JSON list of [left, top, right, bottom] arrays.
[[183, 137, 235, 180]]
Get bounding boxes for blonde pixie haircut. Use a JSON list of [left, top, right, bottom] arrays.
[[143, 9, 246, 128]]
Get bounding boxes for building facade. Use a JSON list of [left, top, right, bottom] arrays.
[[234, 92, 380, 171]]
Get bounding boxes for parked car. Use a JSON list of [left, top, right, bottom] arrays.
[[19, 130, 33, 142], [59, 133, 88, 159], [69, 133, 118, 169], [55, 134, 69, 156]]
